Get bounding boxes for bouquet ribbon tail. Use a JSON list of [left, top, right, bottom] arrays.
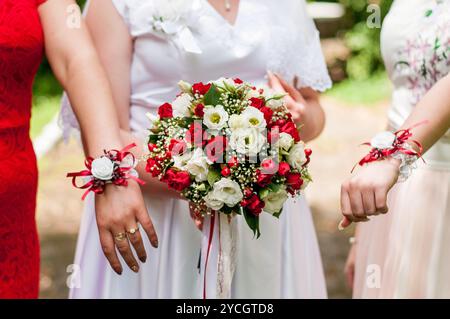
[[201, 213, 237, 299]]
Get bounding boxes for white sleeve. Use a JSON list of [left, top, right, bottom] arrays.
[[267, 0, 332, 92]]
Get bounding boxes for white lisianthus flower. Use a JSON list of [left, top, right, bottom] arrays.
[[173, 151, 192, 170], [287, 142, 307, 170], [228, 114, 246, 131], [172, 93, 193, 117], [266, 96, 285, 109], [229, 128, 267, 156], [278, 132, 294, 152], [212, 178, 243, 207], [204, 191, 224, 211], [146, 112, 159, 126], [370, 131, 396, 150], [178, 80, 192, 93], [241, 106, 266, 129], [91, 157, 115, 181], [185, 148, 211, 182], [245, 88, 261, 99], [203, 105, 229, 131], [261, 186, 288, 214]]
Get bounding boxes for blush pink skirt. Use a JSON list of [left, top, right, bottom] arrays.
[[353, 139, 450, 298]]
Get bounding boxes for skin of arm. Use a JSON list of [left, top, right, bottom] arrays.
[[268, 72, 326, 142], [340, 73, 450, 228], [38, 0, 159, 275], [84, 0, 182, 199]]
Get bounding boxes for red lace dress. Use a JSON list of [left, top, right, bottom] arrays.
[[0, 0, 47, 298]]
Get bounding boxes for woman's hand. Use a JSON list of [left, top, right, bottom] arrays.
[[339, 158, 401, 229], [344, 244, 357, 289], [267, 71, 325, 142], [95, 181, 158, 274]]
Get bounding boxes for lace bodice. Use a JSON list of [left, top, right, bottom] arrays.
[[60, 0, 331, 139]]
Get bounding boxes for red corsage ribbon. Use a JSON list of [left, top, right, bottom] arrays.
[[67, 143, 145, 200], [353, 122, 426, 172]]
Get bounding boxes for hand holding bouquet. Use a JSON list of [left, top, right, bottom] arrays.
[[145, 78, 312, 237]]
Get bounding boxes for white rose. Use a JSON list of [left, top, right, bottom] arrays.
[[173, 151, 192, 170], [261, 186, 288, 214], [229, 128, 267, 156], [287, 142, 307, 170], [228, 114, 246, 131], [204, 191, 225, 211], [266, 97, 285, 109], [370, 131, 396, 150], [178, 80, 192, 93], [203, 105, 229, 131], [212, 178, 243, 207], [172, 93, 193, 117], [278, 132, 294, 152], [91, 157, 115, 181], [214, 77, 236, 88], [146, 112, 159, 127], [185, 148, 211, 182], [241, 106, 266, 129]]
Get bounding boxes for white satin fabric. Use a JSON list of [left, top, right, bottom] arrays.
[[354, 0, 450, 298], [67, 0, 329, 299]]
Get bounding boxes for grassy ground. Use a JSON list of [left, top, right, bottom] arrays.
[[30, 96, 60, 139]]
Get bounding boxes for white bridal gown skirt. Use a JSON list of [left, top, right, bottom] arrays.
[[70, 193, 327, 299]]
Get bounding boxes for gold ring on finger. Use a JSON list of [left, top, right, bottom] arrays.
[[127, 227, 139, 235], [114, 232, 127, 241]]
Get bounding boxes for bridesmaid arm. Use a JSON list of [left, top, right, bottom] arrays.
[[38, 0, 159, 274], [84, 0, 182, 199], [340, 73, 450, 229]]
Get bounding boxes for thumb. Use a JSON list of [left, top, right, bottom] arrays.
[[338, 216, 352, 231]]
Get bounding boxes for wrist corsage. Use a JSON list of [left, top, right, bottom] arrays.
[[67, 143, 145, 200], [354, 123, 425, 182]]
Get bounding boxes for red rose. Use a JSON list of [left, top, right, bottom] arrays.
[[256, 169, 272, 188], [192, 82, 212, 95], [259, 106, 274, 125], [241, 193, 265, 216], [158, 102, 173, 119], [233, 78, 244, 84], [194, 103, 205, 117], [286, 172, 303, 194], [187, 122, 206, 147], [205, 136, 227, 163], [278, 162, 290, 176], [280, 121, 300, 142], [148, 143, 158, 152], [261, 158, 277, 175], [221, 166, 231, 177], [168, 139, 187, 156], [163, 168, 191, 192], [145, 158, 162, 177], [249, 97, 265, 109], [228, 156, 239, 168]]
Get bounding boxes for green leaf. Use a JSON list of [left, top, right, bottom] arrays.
[[243, 208, 261, 239], [272, 208, 283, 219], [203, 84, 222, 106], [148, 134, 159, 144], [207, 168, 221, 187]]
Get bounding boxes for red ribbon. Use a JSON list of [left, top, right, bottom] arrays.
[[67, 143, 145, 200], [353, 122, 426, 172], [203, 211, 216, 300]]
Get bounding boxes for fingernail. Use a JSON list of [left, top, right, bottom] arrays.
[[140, 256, 147, 263], [338, 220, 345, 231], [131, 265, 139, 273], [154, 240, 159, 248], [117, 269, 123, 275]]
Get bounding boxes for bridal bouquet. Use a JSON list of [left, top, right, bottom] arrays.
[[145, 78, 312, 237]]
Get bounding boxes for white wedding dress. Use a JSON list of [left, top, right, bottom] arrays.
[[61, 0, 331, 299]]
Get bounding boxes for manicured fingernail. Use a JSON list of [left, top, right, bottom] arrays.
[[140, 256, 147, 263], [131, 265, 139, 273], [338, 220, 345, 231], [117, 269, 123, 275], [154, 240, 159, 248]]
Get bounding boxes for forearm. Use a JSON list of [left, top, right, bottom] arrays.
[[300, 97, 325, 142], [401, 73, 450, 153]]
